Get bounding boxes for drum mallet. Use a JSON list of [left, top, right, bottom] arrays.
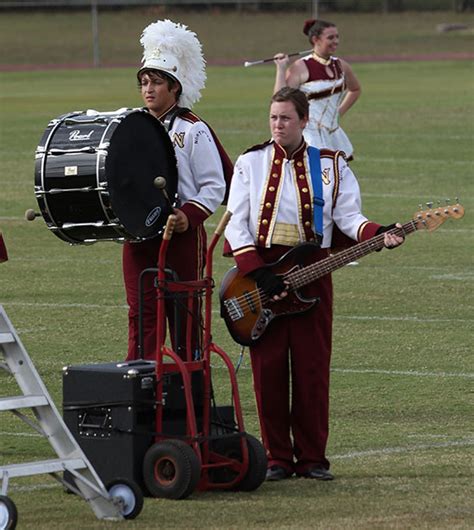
[[25, 209, 41, 221], [153, 176, 172, 206], [243, 49, 312, 67]]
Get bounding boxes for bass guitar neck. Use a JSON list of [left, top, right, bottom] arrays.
[[220, 202, 464, 346]]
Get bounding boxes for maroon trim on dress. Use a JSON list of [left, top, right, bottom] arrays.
[[307, 84, 344, 101]]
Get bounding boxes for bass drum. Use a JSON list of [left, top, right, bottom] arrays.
[[34, 108, 178, 244]]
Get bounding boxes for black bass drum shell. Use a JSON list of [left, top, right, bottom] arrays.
[[34, 109, 178, 244]]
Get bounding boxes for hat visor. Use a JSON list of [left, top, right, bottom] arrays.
[[137, 63, 180, 83]]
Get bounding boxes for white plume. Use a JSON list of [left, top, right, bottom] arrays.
[[139, 19, 206, 109]]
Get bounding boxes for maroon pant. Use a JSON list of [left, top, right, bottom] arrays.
[[123, 225, 206, 361], [249, 245, 333, 474]]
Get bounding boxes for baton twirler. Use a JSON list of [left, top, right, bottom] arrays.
[[243, 49, 312, 68]]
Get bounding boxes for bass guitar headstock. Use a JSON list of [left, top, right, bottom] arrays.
[[413, 200, 465, 232]]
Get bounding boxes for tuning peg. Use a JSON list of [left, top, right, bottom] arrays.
[[418, 203, 423, 210], [426, 201, 433, 209]]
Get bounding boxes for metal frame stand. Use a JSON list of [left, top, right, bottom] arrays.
[[0, 305, 123, 525]]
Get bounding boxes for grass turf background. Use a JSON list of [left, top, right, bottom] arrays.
[[1, 9, 473, 530]]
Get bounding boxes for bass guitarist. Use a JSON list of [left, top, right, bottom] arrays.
[[223, 87, 404, 483]]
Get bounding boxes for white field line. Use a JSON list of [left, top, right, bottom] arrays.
[[356, 133, 473, 141], [430, 273, 473, 281], [356, 156, 473, 166], [2, 256, 119, 263], [1, 258, 472, 269], [1, 302, 472, 326], [5, 438, 473, 493], [335, 315, 473, 323], [331, 439, 474, 460], [9, 483, 59, 492], [331, 368, 474, 379], [229, 363, 474, 379], [0, 431, 41, 437], [1, 301, 128, 310], [1, 304, 472, 327]]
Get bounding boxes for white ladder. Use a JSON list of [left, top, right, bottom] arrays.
[[0, 305, 123, 523]]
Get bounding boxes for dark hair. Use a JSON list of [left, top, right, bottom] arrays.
[[303, 18, 336, 44], [136, 69, 182, 100], [271, 87, 309, 120]]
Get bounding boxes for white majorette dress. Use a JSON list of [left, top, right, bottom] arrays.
[[299, 54, 354, 159]]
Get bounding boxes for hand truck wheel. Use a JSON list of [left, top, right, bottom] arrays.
[[210, 433, 267, 491], [143, 440, 201, 499], [237, 433, 267, 491]]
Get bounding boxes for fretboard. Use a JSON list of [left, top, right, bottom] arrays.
[[286, 222, 416, 289]]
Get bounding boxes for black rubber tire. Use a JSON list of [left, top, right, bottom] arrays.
[[106, 478, 144, 520], [237, 434, 268, 491], [165, 439, 201, 499], [143, 440, 200, 499], [0, 495, 18, 530], [210, 433, 268, 491]]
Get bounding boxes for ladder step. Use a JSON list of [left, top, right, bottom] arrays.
[[0, 458, 87, 479], [0, 394, 49, 411], [0, 332, 14, 344]]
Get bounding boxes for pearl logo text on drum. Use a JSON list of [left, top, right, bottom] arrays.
[[69, 130, 94, 141], [145, 206, 162, 227]]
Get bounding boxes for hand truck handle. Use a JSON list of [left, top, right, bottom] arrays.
[[163, 214, 177, 241], [214, 210, 232, 237]]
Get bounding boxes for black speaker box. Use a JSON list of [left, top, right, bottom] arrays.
[[62, 360, 204, 492]]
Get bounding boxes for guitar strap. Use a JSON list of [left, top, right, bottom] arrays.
[[308, 146, 324, 240]]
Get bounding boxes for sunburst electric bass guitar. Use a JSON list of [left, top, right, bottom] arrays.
[[219, 203, 464, 346]]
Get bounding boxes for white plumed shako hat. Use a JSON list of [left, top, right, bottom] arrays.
[[138, 19, 206, 109]]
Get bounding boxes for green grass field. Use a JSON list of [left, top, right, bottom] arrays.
[[1, 9, 474, 530]]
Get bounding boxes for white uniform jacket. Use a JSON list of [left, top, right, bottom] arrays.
[[225, 140, 380, 275], [168, 110, 226, 228]]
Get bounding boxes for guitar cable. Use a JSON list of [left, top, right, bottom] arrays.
[[235, 346, 246, 375]]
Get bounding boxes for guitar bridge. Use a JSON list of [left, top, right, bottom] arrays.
[[223, 297, 244, 322]]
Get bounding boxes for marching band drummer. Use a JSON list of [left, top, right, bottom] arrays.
[[224, 88, 404, 482], [273, 18, 361, 161], [124, 19, 231, 361]]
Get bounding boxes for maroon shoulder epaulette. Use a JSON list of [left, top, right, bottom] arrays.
[[178, 109, 201, 124], [319, 148, 347, 161], [243, 139, 273, 155], [173, 107, 234, 205]]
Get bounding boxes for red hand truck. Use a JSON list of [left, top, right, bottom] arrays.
[[141, 212, 267, 499]]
